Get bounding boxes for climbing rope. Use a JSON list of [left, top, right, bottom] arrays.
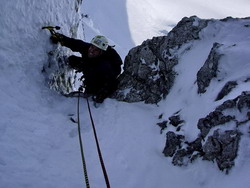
[[77, 90, 90, 188], [76, 88, 110, 188], [86, 98, 111, 188]]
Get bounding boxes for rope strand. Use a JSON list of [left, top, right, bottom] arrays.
[[77, 92, 90, 188], [86, 98, 111, 188]]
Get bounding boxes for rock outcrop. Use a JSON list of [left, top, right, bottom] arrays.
[[216, 81, 238, 101], [163, 91, 250, 172], [113, 16, 209, 104], [196, 42, 223, 94], [127, 16, 250, 172]]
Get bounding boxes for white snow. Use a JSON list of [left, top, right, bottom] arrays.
[[126, 0, 250, 45], [1, 0, 250, 188]]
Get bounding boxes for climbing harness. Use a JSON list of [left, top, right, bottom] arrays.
[[76, 88, 110, 188]]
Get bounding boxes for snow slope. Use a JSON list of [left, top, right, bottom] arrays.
[[127, 0, 250, 44], [0, 0, 250, 188]]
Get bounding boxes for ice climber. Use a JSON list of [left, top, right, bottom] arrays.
[[51, 34, 123, 103]]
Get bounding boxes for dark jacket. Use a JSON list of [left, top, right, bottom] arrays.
[[61, 35, 123, 100]]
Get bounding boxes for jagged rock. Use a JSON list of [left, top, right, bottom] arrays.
[[172, 149, 189, 166], [186, 137, 203, 152], [163, 132, 184, 157], [163, 91, 250, 172], [156, 120, 168, 133], [158, 113, 164, 119], [113, 36, 176, 104], [160, 16, 208, 51], [203, 130, 241, 172], [172, 137, 203, 166], [197, 111, 235, 138], [215, 91, 250, 112], [236, 91, 250, 112], [216, 81, 238, 101], [197, 42, 224, 93], [215, 100, 237, 111], [169, 115, 184, 127], [113, 16, 208, 104], [202, 134, 221, 161]]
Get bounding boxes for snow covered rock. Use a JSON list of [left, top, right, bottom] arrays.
[[114, 16, 250, 105], [168, 115, 184, 127], [197, 111, 235, 138], [113, 16, 208, 104], [113, 15, 250, 172], [216, 81, 238, 101], [163, 131, 184, 157], [163, 91, 250, 172], [203, 129, 241, 171], [196, 42, 223, 94]]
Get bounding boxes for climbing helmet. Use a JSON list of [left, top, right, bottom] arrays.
[[91, 35, 109, 51]]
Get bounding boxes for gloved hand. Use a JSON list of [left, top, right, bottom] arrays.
[[50, 33, 64, 44]]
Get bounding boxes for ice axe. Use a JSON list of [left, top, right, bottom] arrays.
[[42, 26, 63, 44], [42, 26, 61, 35]]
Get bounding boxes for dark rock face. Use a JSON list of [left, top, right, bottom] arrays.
[[203, 130, 241, 171], [216, 81, 238, 101], [113, 16, 208, 104], [163, 131, 184, 157], [215, 91, 250, 112], [169, 115, 184, 127], [156, 120, 168, 133], [163, 135, 203, 166], [236, 91, 250, 112], [113, 16, 250, 104], [162, 92, 250, 172], [114, 37, 174, 104], [197, 111, 235, 138], [197, 42, 223, 94]]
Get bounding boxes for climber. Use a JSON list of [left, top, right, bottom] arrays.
[[50, 33, 123, 103]]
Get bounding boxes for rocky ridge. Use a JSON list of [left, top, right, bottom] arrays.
[[113, 16, 209, 103], [115, 16, 250, 172]]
